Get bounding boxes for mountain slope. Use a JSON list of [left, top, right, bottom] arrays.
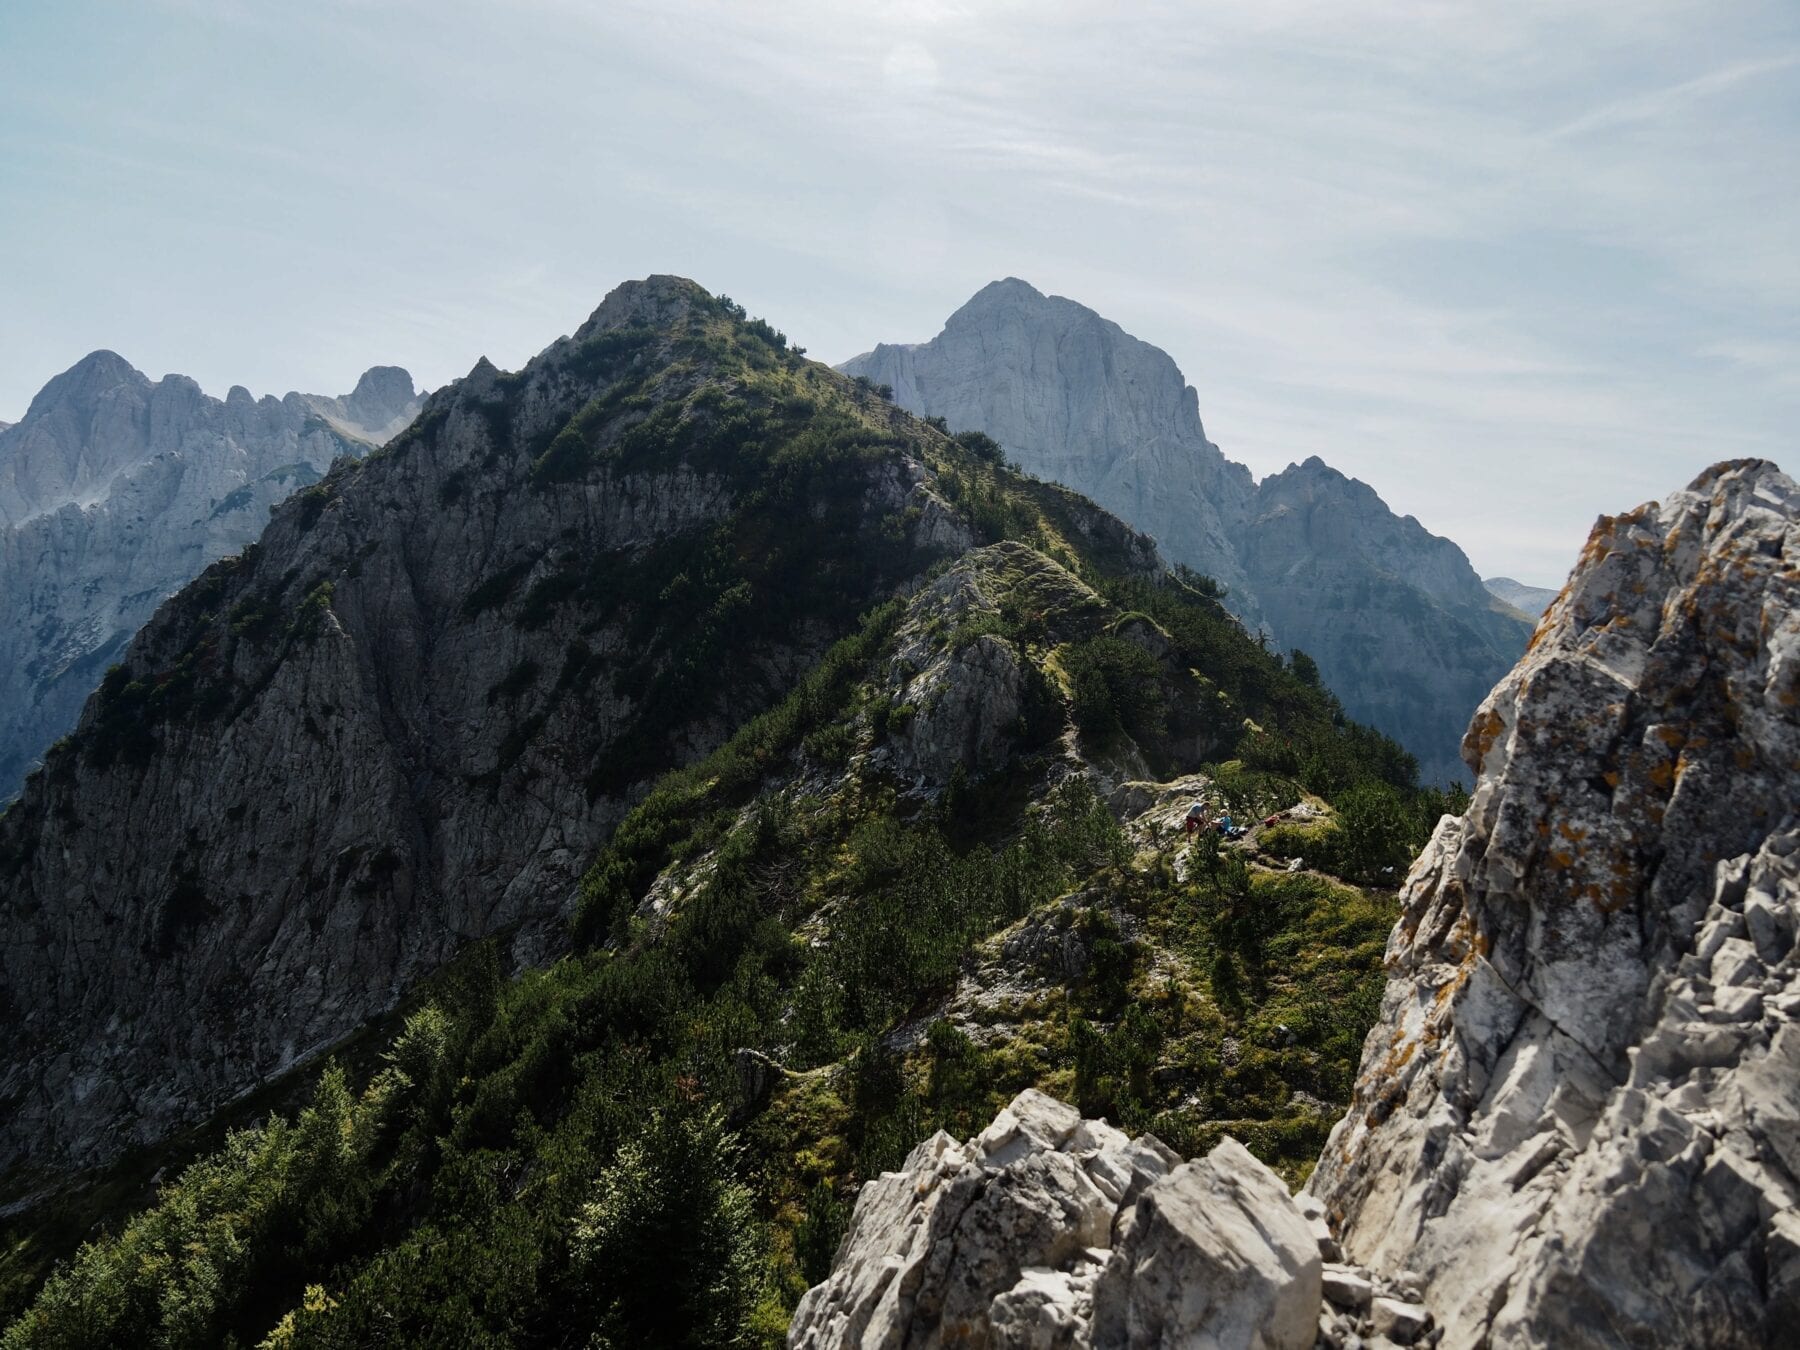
[[749, 459, 1797, 1350], [841, 280, 1534, 786], [0, 277, 980, 1187], [0, 280, 1448, 1345], [0, 355, 424, 799], [1482, 574, 1559, 615]]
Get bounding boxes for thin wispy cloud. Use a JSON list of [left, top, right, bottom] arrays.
[[1, 0, 1794, 585]]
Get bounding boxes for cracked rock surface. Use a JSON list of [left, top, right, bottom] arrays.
[[1309, 459, 1800, 1348], [789, 1089, 1322, 1349]]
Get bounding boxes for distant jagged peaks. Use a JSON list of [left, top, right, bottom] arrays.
[[0, 350, 426, 801], [840, 281, 1534, 786], [0, 353, 423, 529]]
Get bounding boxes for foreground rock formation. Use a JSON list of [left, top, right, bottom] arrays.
[[789, 1089, 1328, 1350], [842, 280, 1533, 786], [0, 354, 422, 798], [1312, 459, 1799, 1347], [793, 459, 1797, 1350]]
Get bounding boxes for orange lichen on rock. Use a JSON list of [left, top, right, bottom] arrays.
[[1469, 708, 1506, 762]]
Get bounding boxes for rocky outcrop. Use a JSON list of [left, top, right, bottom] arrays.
[[0, 354, 424, 799], [0, 279, 971, 1186], [789, 1089, 1325, 1350], [1310, 459, 1800, 1347], [1481, 576, 1559, 617], [842, 281, 1533, 785]]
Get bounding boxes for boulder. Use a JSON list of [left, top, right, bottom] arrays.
[[1090, 1137, 1321, 1349], [790, 1090, 1323, 1349]]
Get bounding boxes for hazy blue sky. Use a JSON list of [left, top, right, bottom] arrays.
[[4, 1, 1796, 585]]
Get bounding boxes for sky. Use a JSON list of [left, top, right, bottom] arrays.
[[2, 1, 1796, 586]]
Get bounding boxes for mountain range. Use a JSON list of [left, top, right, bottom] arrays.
[[0, 277, 1790, 1349], [842, 279, 1534, 787], [0, 278, 1434, 1331], [0, 355, 423, 798]]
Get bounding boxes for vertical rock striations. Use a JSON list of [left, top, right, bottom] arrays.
[[0, 354, 424, 799], [842, 281, 1534, 786], [1310, 459, 1800, 1347], [843, 279, 1259, 616], [0, 278, 972, 1186]]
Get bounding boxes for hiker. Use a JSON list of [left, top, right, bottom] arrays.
[[1183, 799, 1209, 836], [1215, 811, 1234, 837]]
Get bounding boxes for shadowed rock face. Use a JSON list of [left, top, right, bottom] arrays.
[[842, 281, 1534, 786], [1310, 459, 1800, 1348], [0, 278, 979, 1185], [0, 354, 424, 799]]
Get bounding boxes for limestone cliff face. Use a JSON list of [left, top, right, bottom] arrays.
[[0, 278, 970, 1184], [1311, 459, 1800, 1347], [842, 282, 1533, 785], [843, 279, 1260, 615], [0, 354, 424, 799]]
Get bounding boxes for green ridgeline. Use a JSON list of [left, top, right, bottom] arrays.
[[1, 301, 1466, 1349]]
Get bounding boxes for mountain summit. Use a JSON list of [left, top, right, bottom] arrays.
[[842, 283, 1534, 786], [844, 277, 1259, 611]]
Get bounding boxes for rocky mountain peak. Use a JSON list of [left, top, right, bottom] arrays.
[[343, 364, 417, 429], [572, 273, 714, 342], [841, 280, 1258, 626], [955, 274, 1049, 315], [19, 349, 148, 422]]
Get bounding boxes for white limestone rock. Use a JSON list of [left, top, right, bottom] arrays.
[[1090, 1137, 1322, 1350], [791, 1090, 1323, 1350], [1310, 460, 1800, 1348]]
